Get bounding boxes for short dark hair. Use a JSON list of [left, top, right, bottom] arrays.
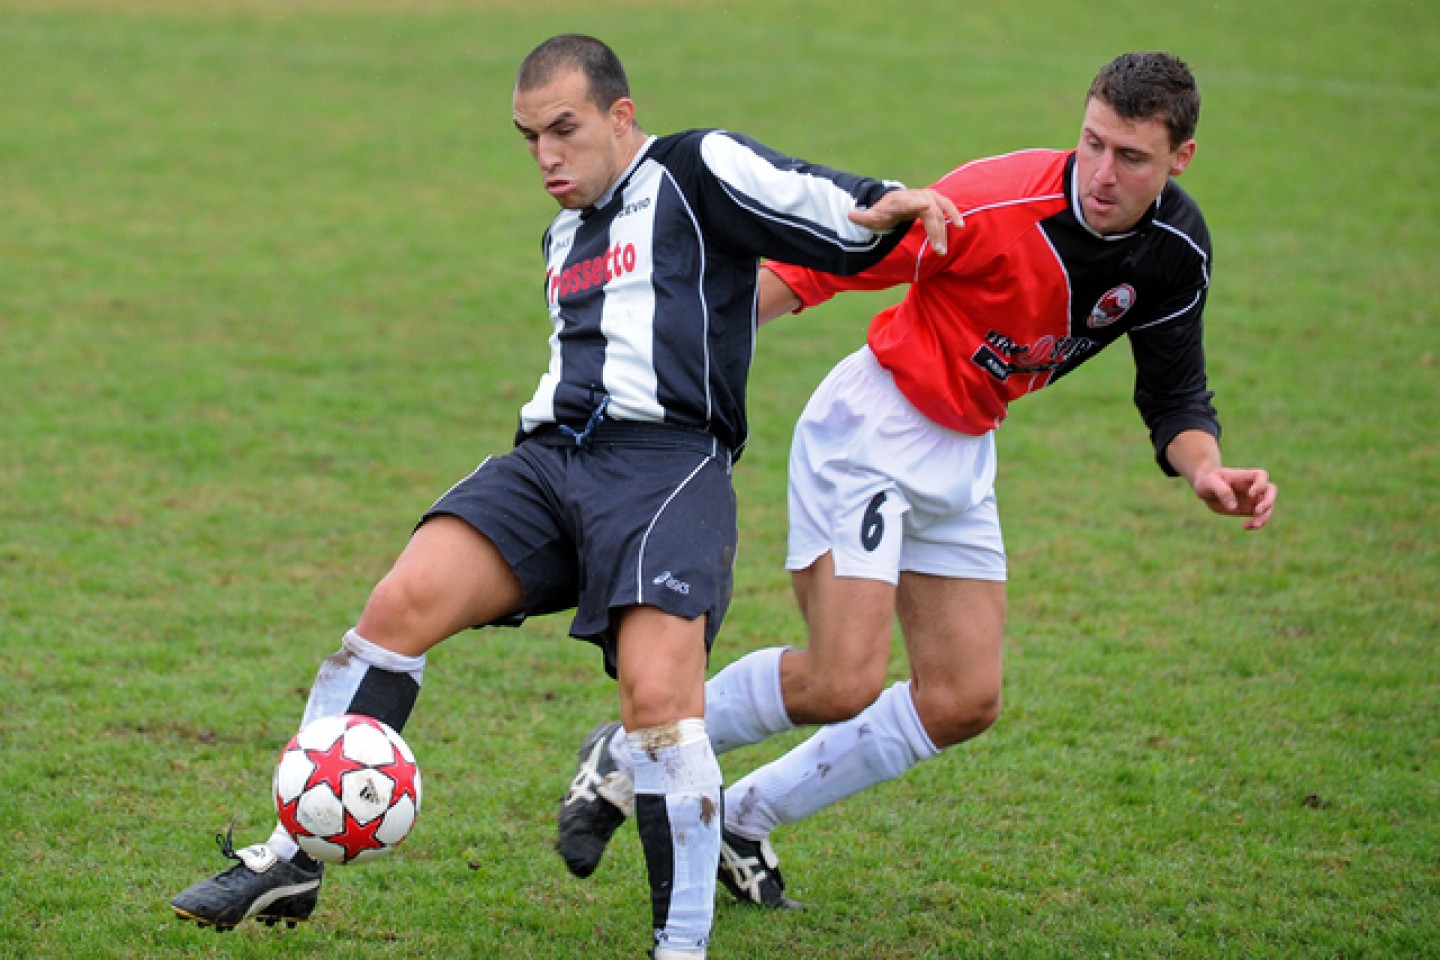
[[1087, 52, 1200, 150], [516, 34, 631, 111]]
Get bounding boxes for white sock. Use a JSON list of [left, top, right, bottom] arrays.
[[631, 719, 722, 956], [725, 680, 939, 840], [298, 629, 426, 728], [606, 646, 794, 779], [266, 822, 301, 861], [704, 647, 794, 754]]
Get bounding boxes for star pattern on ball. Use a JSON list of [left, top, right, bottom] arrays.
[[376, 753, 419, 809], [303, 736, 366, 796], [275, 714, 422, 863], [276, 791, 307, 836], [330, 808, 390, 862]]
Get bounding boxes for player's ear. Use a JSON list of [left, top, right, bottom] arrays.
[[611, 97, 636, 136], [1170, 139, 1197, 177]]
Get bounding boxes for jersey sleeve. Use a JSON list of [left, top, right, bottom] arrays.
[[689, 130, 913, 276], [765, 175, 964, 310], [768, 220, 938, 307], [1128, 283, 1221, 476]]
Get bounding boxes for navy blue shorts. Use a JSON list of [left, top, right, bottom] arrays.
[[421, 422, 737, 677]]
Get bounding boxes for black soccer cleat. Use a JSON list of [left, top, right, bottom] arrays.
[[717, 830, 804, 910], [170, 829, 323, 931], [556, 721, 634, 878]]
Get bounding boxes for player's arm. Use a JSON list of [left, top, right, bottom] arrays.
[[693, 131, 960, 279], [757, 265, 802, 325], [850, 187, 959, 256], [763, 185, 962, 323], [1129, 298, 1276, 529], [1165, 429, 1278, 531], [753, 195, 956, 320]]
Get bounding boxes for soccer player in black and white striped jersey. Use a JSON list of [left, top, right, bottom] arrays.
[[168, 33, 958, 959]]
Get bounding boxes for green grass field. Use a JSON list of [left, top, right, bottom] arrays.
[[2, 1, 1437, 957]]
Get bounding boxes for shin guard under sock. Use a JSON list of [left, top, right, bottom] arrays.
[[631, 719, 722, 956]]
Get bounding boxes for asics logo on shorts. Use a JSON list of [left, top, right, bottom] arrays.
[[652, 571, 691, 595]]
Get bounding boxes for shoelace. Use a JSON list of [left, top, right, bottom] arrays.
[[214, 820, 242, 862]]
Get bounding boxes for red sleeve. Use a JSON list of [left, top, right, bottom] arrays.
[[766, 200, 960, 310], [767, 150, 1068, 313]]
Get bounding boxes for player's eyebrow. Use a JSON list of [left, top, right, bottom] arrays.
[[1082, 124, 1155, 161], [514, 110, 578, 137]]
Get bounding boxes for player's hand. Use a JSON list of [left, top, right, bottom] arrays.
[[1191, 466, 1277, 530], [850, 187, 962, 256]]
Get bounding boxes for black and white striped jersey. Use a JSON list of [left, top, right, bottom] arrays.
[[517, 130, 907, 455]]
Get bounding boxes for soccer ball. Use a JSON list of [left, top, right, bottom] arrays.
[[273, 714, 422, 864]]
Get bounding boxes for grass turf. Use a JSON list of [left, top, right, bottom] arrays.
[[1, 1, 1436, 957]]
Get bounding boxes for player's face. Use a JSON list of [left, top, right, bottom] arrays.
[[513, 68, 636, 210], [1075, 98, 1196, 234]]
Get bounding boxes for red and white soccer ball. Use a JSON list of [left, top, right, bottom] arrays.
[[273, 714, 422, 865]]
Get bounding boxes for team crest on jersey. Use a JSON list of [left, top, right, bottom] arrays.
[[1088, 284, 1136, 329]]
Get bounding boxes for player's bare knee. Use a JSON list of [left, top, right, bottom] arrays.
[[358, 573, 427, 642], [624, 700, 695, 732], [622, 676, 698, 731], [782, 648, 887, 724], [966, 690, 1002, 737], [925, 687, 1002, 748]]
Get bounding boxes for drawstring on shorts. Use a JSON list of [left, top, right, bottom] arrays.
[[558, 395, 611, 449]]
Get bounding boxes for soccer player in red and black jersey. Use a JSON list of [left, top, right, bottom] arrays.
[[558, 51, 1278, 910]]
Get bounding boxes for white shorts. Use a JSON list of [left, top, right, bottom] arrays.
[[786, 346, 1007, 584]]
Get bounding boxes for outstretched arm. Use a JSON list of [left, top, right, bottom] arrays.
[[1165, 430, 1278, 531], [757, 266, 802, 325], [758, 187, 962, 326], [850, 187, 962, 257]]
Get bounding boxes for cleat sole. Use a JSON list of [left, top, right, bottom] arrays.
[[171, 907, 234, 932]]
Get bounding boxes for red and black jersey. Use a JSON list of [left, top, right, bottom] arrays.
[[770, 148, 1220, 474]]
